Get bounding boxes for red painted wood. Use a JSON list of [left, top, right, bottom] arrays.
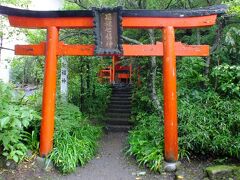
[[8, 15, 217, 29], [15, 42, 209, 57], [163, 26, 178, 162], [40, 27, 58, 157]]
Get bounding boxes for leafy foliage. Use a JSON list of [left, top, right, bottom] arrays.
[[211, 64, 240, 97], [49, 103, 102, 173], [178, 90, 240, 158], [226, 0, 240, 16], [177, 57, 208, 89], [128, 56, 240, 172], [10, 57, 44, 85], [127, 114, 164, 172], [0, 81, 40, 162]]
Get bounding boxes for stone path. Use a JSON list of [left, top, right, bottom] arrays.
[[63, 132, 172, 180], [1, 132, 214, 180]]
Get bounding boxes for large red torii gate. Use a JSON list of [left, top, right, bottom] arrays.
[[0, 5, 226, 167]]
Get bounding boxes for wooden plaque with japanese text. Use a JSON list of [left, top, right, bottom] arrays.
[[93, 7, 123, 55]]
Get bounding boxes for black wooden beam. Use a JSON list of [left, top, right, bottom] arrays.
[[0, 5, 227, 18]]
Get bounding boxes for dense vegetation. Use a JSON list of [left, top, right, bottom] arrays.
[[0, 81, 40, 163], [0, 0, 239, 174], [50, 103, 102, 173], [128, 58, 240, 172]]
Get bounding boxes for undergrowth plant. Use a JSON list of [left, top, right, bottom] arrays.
[[128, 57, 240, 172], [49, 103, 102, 173], [178, 89, 240, 158], [0, 81, 40, 162], [211, 64, 240, 98], [127, 114, 164, 172]]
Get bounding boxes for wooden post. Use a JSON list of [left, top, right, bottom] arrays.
[[40, 26, 59, 157], [109, 66, 112, 83], [112, 56, 117, 84], [162, 26, 178, 162]]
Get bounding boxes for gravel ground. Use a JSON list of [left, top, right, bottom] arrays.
[[62, 132, 174, 180], [0, 132, 219, 180]]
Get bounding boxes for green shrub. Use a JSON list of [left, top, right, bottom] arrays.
[[0, 81, 40, 162], [177, 57, 208, 89], [127, 113, 164, 172], [211, 64, 240, 98], [178, 90, 240, 158], [128, 87, 240, 172], [49, 103, 102, 173]]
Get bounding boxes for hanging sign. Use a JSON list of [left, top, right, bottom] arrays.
[[93, 7, 123, 55]]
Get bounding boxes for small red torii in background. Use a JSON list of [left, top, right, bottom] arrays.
[[99, 56, 133, 84], [0, 5, 226, 169]]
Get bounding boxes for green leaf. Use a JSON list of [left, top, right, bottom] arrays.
[[22, 118, 29, 127], [12, 119, 22, 129], [15, 150, 24, 156], [0, 117, 10, 128], [12, 155, 19, 163]]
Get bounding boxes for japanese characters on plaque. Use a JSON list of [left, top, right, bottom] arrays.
[[93, 7, 123, 55], [104, 13, 113, 49]]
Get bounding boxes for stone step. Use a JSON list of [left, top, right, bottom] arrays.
[[111, 94, 132, 98], [110, 100, 131, 106], [111, 97, 132, 101], [112, 92, 132, 95], [105, 85, 133, 132], [107, 118, 133, 125], [108, 108, 131, 113], [112, 89, 132, 93], [109, 104, 132, 109], [107, 112, 131, 118], [105, 124, 132, 132]]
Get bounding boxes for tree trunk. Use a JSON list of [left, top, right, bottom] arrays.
[[205, 20, 223, 75], [148, 29, 163, 115], [80, 60, 84, 112]]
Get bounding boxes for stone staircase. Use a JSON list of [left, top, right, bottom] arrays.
[[106, 84, 133, 132]]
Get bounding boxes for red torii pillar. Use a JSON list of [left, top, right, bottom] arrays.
[[0, 5, 226, 167], [163, 26, 178, 162], [40, 27, 59, 155]]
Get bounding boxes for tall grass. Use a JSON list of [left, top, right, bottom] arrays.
[[49, 103, 102, 173], [127, 58, 240, 172]]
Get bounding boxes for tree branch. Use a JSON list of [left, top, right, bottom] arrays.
[[205, 19, 224, 75], [0, 46, 14, 51], [60, 31, 93, 41], [67, 0, 88, 9], [165, 0, 174, 9], [122, 35, 143, 45], [148, 29, 163, 115]]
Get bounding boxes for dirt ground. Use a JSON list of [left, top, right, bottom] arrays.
[[0, 132, 224, 180]]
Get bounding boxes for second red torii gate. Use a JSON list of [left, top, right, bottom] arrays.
[[0, 4, 226, 168]]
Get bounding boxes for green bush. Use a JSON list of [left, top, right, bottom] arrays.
[[10, 57, 44, 85], [0, 81, 40, 162], [128, 86, 240, 172], [211, 64, 240, 98], [49, 103, 102, 173], [178, 90, 240, 158], [127, 113, 164, 172], [177, 57, 208, 89]]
